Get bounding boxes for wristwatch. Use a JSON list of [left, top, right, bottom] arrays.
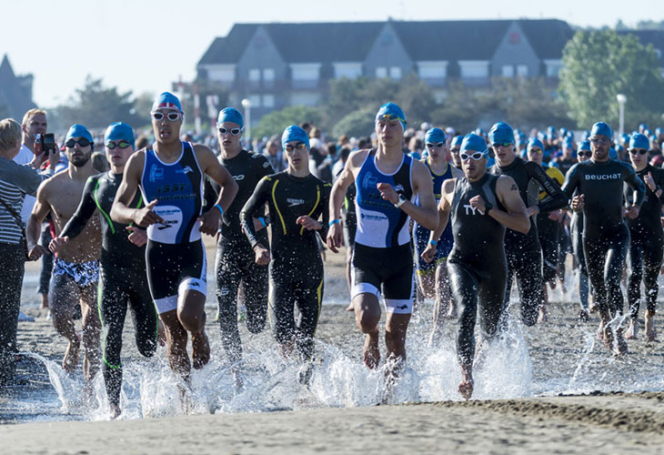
[[394, 194, 407, 208], [484, 201, 493, 214]]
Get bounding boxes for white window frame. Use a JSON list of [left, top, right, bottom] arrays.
[[459, 60, 490, 79], [417, 61, 448, 79], [516, 64, 528, 77], [544, 59, 563, 77], [290, 63, 321, 81], [263, 68, 275, 81], [202, 64, 235, 83], [375, 67, 387, 78], [248, 69, 261, 82], [389, 67, 402, 80], [502, 65, 514, 78], [333, 62, 363, 79]]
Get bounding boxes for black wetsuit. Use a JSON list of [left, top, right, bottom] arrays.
[[562, 159, 645, 318], [60, 172, 157, 409], [241, 172, 330, 362], [447, 173, 507, 365], [490, 157, 568, 325], [210, 149, 273, 365], [570, 203, 590, 310], [334, 166, 356, 248], [624, 165, 664, 318]]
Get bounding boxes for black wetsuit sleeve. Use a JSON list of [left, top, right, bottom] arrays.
[[319, 182, 332, 238], [625, 165, 646, 207], [203, 176, 218, 212], [256, 154, 275, 178], [527, 162, 568, 212], [60, 177, 97, 240], [241, 176, 271, 248], [561, 164, 580, 201], [656, 171, 664, 204]]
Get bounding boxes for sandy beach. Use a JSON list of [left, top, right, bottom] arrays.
[[1, 239, 663, 454]]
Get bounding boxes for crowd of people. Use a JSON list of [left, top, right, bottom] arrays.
[[0, 91, 662, 418]]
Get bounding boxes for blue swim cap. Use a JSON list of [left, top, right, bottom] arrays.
[[656, 127, 663, 137], [639, 123, 648, 131], [547, 126, 557, 138], [609, 148, 617, 160], [516, 132, 527, 145], [474, 128, 486, 138], [460, 134, 488, 154], [152, 92, 183, 113], [579, 140, 591, 152], [590, 122, 613, 139], [66, 124, 93, 142], [582, 130, 590, 141], [559, 128, 568, 138], [104, 122, 135, 148], [216, 107, 244, 129], [489, 122, 515, 145], [527, 138, 544, 151], [563, 137, 574, 149], [425, 128, 446, 144], [281, 125, 310, 150], [451, 135, 464, 148], [375, 103, 406, 130]]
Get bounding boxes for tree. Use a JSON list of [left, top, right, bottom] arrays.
[[252, 105, 323, 140], [58, 76, 143, 130], [559, 30, 664, 130], [332, 108, 376, 138]]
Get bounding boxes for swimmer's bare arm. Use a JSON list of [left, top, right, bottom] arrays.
[[194, 145, 238, 236], [479, 175, 530, 234], [422, 179, 455, 263], [111, 152, 164, 227], [26, 180, 53, 260], [378, 159, 438, 230], [327, 149, 366, 253]]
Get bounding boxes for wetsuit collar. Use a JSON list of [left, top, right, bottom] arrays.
[[497, 156, 521, 171], [468, 171, 490, 187]]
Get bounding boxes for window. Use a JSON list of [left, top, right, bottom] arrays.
[[544, 59, 563, 77], [262, 94, 275, 108], [248, 69, 260, 81], [249, 95, 261, 108], [389, 67, 402, 80], [205, 64, 235, 83], [516, 65, 528, 77], [375, 67, 387, 78], [263, 69, 275, 81], [291, 64, 320, 81], [333, 62, 363, 79], [502, 65, 514, 78], [417, 61, 447, 79], [459, 61, 489, 79]]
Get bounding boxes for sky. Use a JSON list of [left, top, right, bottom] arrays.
[[2, 0, 661, 108]]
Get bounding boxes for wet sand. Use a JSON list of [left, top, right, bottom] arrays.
[[1, 239, 663, 454]]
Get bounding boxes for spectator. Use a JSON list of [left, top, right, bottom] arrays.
[[263, 138, 285, 172]]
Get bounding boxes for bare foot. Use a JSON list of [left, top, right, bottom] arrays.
[[345, 303, 354, 312], [645, 311, 657, 342], [363, 332, 380, 369], [597, 320, 604, 340], [537, 305, 548, 324], [458, 364, 474, 400], [625, 319, 637, 340], [602, 324, 613, 352], [62, 334, 81, 373], [191, 331, 210, 370], [614, 328, 628, 355], [40, 294, 49, 310], [110, 404, 122, 420]]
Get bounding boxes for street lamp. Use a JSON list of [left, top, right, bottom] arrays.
[[241, 98, 252, 150], [616, 94, 627, 136]]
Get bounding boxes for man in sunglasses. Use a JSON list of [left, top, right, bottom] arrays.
[[327, 103, 438, 396], [562, 122, 645, 355], [414, 128, 463, 346], [570, 141, 593, 320], [241, 125, 330, 386], [210, 107, 273, 388], [526, 138, 566, 323], [624, 133, 663, 342], [49, 122, 158, 419], [111, 92, 238, 390], [26, 124, 102, 389], [423, 133, 529, 399], [488, 122, 567, 327], [449, 135, 464, 170]]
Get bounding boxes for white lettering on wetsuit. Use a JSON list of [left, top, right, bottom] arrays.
[[584, 173, 622, 181]]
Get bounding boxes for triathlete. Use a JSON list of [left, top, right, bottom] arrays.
[[449, 135, 463, 170], [489, 122, 567, 326], [212, 108, 273, 386], [423, 133, 529, 400], [562, 122, 645, 355], [26, 125, 102, 388], [624, 133, 663, 341], [327, 103, 438, 389], [241, 125, 330, 385], [50, 123, 157, 419], [570, 140, 593, 321], [414, 128, 463, 347], [526, 138, 566, 322], [111, 93, 238, 386]]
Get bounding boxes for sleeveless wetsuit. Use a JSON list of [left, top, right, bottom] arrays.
[[624, 164, 664, 318], [210, 150, 273, 364], [352, 150, 415, 314], [241, 171, 330, 362], [413, 159, 454, 275], [562, 159, 645, 318], [140, 142, 206, 314], [490, 157, 567, 325], [447, 173, 507, 365], [60, 171, 157, 409]]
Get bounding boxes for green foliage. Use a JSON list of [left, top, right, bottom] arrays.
[[559, 30, 664, 130], [253, 105, 323, 140], [58, 76, 144, 129], [332, 108, 376, 139]]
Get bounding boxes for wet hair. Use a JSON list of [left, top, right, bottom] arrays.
[[91, 151, 110, 173]]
